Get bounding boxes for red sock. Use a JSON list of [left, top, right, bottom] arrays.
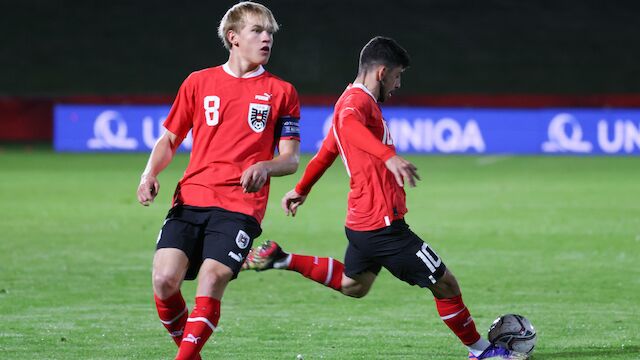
[[175, 296, 221, 360], [288, 254, 344, 291], [434, 295, 481, 345], [155, 291, 189, 347]]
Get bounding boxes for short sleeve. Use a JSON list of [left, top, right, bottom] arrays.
[[277, 84, 301, 141], [163, 74, 196, 140]]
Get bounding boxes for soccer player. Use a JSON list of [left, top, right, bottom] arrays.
[[136, 2, 300, 359], [243, 37, 525, 360]]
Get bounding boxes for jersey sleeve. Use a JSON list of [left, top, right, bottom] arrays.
[[336, 103, 396, 161], [295, 129, 340, 196], [163, 74, 196, 141], [276, 84, 301, 141]]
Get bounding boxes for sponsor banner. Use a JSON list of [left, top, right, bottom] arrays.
[[54, 105, 640, 155]]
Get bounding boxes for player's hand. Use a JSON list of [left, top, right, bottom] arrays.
[[281, 189, 307, 217], [137, 174, 159, 206], [241, 163, 269, 193], [384, 155, 420, 188]]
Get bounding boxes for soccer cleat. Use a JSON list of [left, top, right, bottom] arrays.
[[468, 344, 528, 360], [241, 240, 288, 271]]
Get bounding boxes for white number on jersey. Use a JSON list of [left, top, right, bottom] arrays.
[[204, 95, 221, 126]]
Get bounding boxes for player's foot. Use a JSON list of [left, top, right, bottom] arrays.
[[468, 344, 527, 359], [242, 240, 288, 271]]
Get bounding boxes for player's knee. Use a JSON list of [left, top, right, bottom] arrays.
[[341, 282, 369, 298], [152, 270, 182, 297], [429, 270, 461, 298], [198, 262, 233, 288]]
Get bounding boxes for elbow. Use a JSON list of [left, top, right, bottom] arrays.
[[287, 155, 300, 174]]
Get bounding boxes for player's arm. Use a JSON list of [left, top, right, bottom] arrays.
[[240, 138, 300, 193], [339, 108, 419, 187], [282, 130, 339, 216], [137, 130, 182, 206]]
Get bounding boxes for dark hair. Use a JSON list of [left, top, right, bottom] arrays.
[[358, 36, 410, 73]]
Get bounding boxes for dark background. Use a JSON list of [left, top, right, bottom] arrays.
[[2, 0, 640, 97]]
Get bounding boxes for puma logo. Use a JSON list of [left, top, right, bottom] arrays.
[[182, 333, 201, 344]]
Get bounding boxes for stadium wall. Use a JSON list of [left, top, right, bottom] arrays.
[[4, 94, 640, 143]]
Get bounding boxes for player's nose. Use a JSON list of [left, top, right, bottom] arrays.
[[260, 31, 272, 43]]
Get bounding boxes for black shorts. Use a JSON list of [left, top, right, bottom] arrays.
[[344, 219, 447, 288], [156, 205, 262, 280]]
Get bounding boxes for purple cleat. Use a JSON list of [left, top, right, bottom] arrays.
[[468, 344, 527, 359]]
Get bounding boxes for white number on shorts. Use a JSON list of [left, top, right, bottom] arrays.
[[204, 95, 221, 126], [416, 243, 441, 272]]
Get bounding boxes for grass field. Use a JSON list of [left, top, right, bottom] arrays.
[[1, 150, 639, 359]]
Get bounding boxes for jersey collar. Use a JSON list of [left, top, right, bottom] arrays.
[[222, 62, 266, 78], [351, 83, 377, 103]]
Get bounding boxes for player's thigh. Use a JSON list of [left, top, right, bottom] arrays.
[[153, 248, 189, 284], [343, 230, 383, 279], [379, 229, 447, 288], [155, 206, 207, 281], [202, 208, 262, 279]]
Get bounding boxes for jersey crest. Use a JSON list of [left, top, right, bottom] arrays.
[[248, 103, 270, 132]]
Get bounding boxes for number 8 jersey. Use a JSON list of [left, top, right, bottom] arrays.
[[163, 63, 300, 224]]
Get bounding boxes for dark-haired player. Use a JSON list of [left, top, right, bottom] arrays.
[[244, 36, 524, 360]]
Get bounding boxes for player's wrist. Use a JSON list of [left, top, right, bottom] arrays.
[[141, 172, 158, 180]]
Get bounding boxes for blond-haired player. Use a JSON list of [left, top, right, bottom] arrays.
[[137, 2, 300, 359]]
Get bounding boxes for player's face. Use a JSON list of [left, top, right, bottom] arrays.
[[236, 15, 274, 65], [380, 66, 404, 102]]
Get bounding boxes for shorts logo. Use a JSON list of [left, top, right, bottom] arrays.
[[228, 251, 243, 263], [248, 103, 270, 133], [235, 230, 250, 249]]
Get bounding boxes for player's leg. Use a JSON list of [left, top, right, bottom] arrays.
[[340, 271, 377, 298], [153, 207, 205, 356], [175, 208, 261, 360], [175, 259, 232, 360], [382, 222, 521, 359], [242, 240, 345, 291], [429, 270, 525, 359]]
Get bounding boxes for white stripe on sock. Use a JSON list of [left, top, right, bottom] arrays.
[[273, 254, 292, 269], [187, 317, 216, 331], [324, 258, 334, 285], [440, 307, 466, 320], [159, 307, 188, 325]]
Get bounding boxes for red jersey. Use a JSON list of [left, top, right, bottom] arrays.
[[295, 84, 407, 231], [164, 64, 300, 224]]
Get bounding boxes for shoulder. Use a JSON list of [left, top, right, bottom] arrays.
[[342, 89, 372, 110], [183, 66, 222, 84], [263, 71, 298, 96]]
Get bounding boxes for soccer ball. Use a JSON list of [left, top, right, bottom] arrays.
[[488, 314, 537, 355]]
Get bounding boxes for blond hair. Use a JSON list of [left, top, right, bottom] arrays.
[[218, 2, 279, 50]]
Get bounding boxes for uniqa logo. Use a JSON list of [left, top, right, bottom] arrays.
[[87, 110, 138, 149], [142, 116, 192, 150], [541, 113, 592, 153]]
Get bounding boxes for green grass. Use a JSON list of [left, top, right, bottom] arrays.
[[0, 151, 638, 359]]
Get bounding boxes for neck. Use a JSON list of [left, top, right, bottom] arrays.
[[227, 52, 262, 78], [354, 74, 381, 100]]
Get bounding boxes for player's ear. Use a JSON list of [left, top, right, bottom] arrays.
[[227, 30, 239, 47], [376, 65, 387, 81]]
